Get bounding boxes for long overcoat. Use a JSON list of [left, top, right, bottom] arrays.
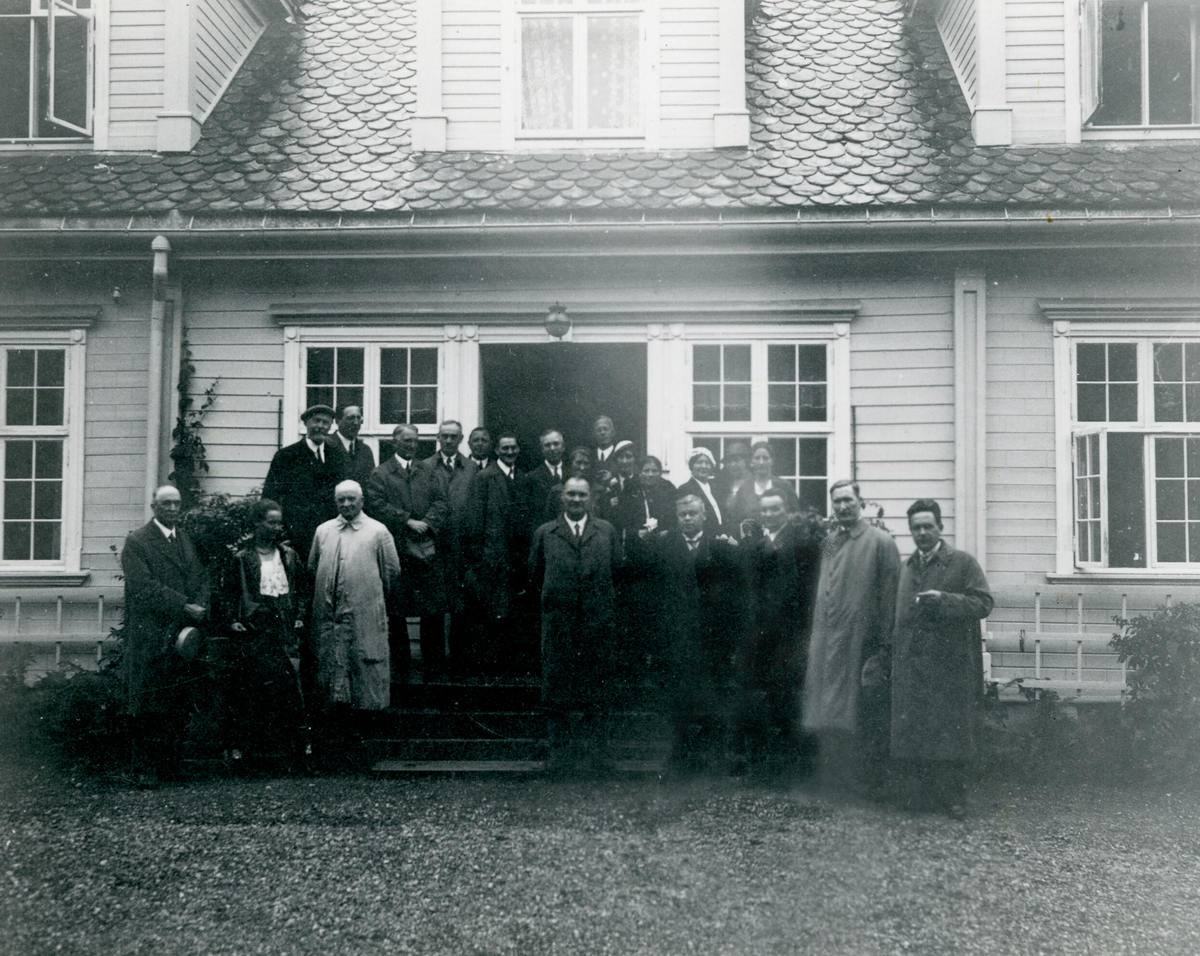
[[651, 530, 746, 715], [422, 452, 479, 612], [365, 456, 449, 616], [891, 544, 992, 761], [120, 521, 209, 716], [464, 462, 523, 619], [802, 519, 900, 734], [528, 515, 621, 711], [308, 513, 401, 711]]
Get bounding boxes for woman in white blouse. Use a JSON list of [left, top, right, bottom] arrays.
[[224, 499, 309, 767]]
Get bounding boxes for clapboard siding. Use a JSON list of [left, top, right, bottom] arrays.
[[660, 0, 719, 142], [1007, 0, 1066, 143], [443, 0, 502, 150], [936, 0, 978, 107], [106, 0, 166, 149], [192, 0, 266, 120]]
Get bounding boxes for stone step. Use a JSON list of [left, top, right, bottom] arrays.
[[382, 709, 671, 740], [371, 759, 666, 776], [366, 736, 671, 762]]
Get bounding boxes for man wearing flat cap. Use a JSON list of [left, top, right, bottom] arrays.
[[263, 404, 347, 563], [675, 447, 728, 535]]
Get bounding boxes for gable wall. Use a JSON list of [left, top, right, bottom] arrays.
[[935, 0, 979, 108], [1006, 0, 1066, 143], [192, 0, 267, 120], [443, 0, 504, 150], [659, 0, 720, 147], [107, 0, 167, 150]]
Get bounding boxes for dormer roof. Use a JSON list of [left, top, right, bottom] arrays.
[[1, 0, 1198, 221]]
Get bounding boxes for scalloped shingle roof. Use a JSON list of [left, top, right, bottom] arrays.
[[2, 0, 1199, 218]]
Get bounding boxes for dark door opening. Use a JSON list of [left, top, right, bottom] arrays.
[[480, 343, 647, 472]]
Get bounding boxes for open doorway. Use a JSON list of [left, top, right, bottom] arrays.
[[480, 343, 647, 471]]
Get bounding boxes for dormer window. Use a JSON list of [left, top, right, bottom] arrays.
[[518, 0, 643, 139], [1084, 0, 1200, 128], [0, 0, 93, 140]]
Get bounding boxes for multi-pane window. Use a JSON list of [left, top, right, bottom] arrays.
[[690, 340, 832, 514], [519, 0, 641, 136], [1070, 337, 1200, 568], [0, 0, 93, 139], [302, 344, 440, 458], [1087, 0, 1200, 127], [0, 348, 66, 562]]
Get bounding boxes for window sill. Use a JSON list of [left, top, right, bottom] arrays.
[[0, 571, 91, 587], [1081, 126, 1200, 141], [0, 140, 92, 152], [1046, 571, 1200, 585]]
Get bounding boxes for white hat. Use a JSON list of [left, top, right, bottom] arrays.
[[687, 447, 716, 467]]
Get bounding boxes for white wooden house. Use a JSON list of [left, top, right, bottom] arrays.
[[0, 0, 1198, 697]]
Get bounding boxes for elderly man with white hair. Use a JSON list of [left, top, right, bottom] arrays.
[[308, 480, 401, 749]]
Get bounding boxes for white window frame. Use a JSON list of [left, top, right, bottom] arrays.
[[1080, 0, 1200, 139], [0, 0, 94, 144], [283, 327, 448, 463], [506, 0, 657, 148], [0, 327, 86, 579], [1050, 307, 1200, 577]]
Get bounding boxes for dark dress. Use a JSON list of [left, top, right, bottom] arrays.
[[890, 544, 992, 762], [220, 543, 309, 759]]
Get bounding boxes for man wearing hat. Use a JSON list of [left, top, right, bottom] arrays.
[[120, 485, 210, 783], [263, 404, 347, 562], [675, 447, 728, 535]]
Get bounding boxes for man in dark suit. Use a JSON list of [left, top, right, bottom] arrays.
[[644, 494, 746, 773], [518, 427, 566, 537], [366, 423, 450, 680], [262, 404, 346, 562], [467, 426, 493, 471], [528, 476, 622, 775], [422, 420, 478, 676], [461, 433, 523, 675], [333, 404, 376, 488], [733, 490, 822, 775], [592, 415, 617, 466], [120, 485, 210, 784]]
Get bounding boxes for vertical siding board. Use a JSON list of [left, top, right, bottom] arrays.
[[935, 0, 979, 107], [191, 0, 266, 118], [1006, 0, 1066, 142], [106, 0, 166, 148]]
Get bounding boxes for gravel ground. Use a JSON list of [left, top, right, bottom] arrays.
[[1, 760, 1198, 956]]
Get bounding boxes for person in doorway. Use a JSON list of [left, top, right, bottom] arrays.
[[518, 428, 566, 536], [592, 415, 617, 466], [528, 477, 622, 776], [221, 498, 309, 770], [802, 480, 901, 797], [120, 484, 210, 784], [462, 433, 525, 675], [366, 424, 450, 680], [890, 499, 992, 819], [334, 405, 376, 488], [308, 480, 400, 757], [422, 420, 479, 678], [262, 404, 346, 562]]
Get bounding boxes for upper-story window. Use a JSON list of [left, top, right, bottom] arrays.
[[1084, 0, 1200, 128], [518, 0, 642, 138], [0, 0, 93, 140]]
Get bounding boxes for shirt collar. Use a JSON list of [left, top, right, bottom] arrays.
[[546, 461, 561, 475], [497, 460, 512, 477], [838, 517, 869, 539], [305, 437, 323, 456], [337, 433, 354, 451], [394, 454, 411, 468], [441, 453, 457, 468], [684, 531, 703, 544], [473, 457, 489, 468], [338, 513, 363, 530], [915, 540, 944, 564], [153, 519, 176, 539], [568, 515, 588, 534]]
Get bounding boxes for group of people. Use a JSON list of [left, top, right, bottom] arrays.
[[121, 405, 993, 817]]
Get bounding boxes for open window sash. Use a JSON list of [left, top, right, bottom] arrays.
[[1080, 0, 1102, 124], [1072, 427, 1105, 567], [45, 0, 92, 136]]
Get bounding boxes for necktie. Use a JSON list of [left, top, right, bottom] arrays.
[[573, 522, 582, 541]]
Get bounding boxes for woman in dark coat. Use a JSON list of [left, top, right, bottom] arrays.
[[890, 499, 992, 818], [728, 442, 800, 528], [619, 455, 678, 536], [221, 499, 309, 765]]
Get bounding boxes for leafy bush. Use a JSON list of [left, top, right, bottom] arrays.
[[1111, 602, 1200, 782]]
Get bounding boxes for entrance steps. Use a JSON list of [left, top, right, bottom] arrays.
[[369, 677, 671, 775]]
